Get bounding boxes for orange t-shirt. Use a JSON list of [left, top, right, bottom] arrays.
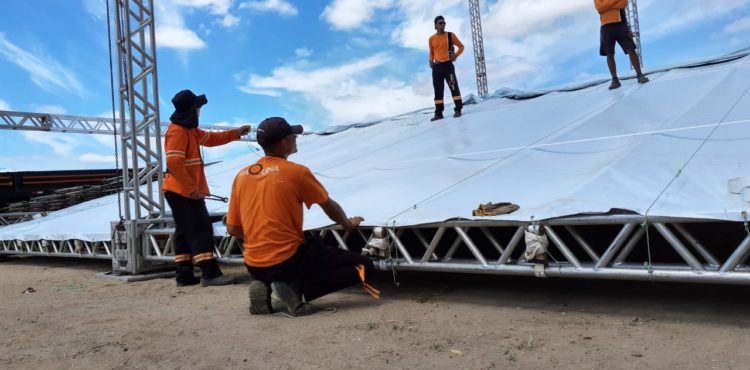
[[429, 32, 464, 63], [226, 156, 329, 267]]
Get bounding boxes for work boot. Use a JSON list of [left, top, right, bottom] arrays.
[[176, 275, 201, 287], [271, 281, 317, 317], [608, 79, 621, 90], [201, 274, 236, 287], [453, 111, 462, 118], [637, 74, 650, 84], [430, 114, 444, 122], [248, 280, 272, 315]]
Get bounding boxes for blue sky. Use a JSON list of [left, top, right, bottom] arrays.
[[1, 0, 749, 171]]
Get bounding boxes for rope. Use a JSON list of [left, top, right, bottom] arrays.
[[105, 0, 124, 225]]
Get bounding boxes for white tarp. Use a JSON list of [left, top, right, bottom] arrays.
[[3, 52, 750, 241]]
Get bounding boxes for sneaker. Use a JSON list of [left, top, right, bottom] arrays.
[[176, 276, 201, 287], [608, 79, 621, 90], [637, 75, 650, 84], [271, 281, 304, 315], [453, 111, 462, 118], [248, 280, 272, 315], [201, 274, 236, 287], [430, 114, 444, 122]]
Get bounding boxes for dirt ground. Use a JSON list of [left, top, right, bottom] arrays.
[[1, 257, 749, 370]]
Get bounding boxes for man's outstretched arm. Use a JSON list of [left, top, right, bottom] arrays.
[[319, 198, 364, 231]]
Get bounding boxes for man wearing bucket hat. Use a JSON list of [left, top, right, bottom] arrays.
[[163, 89, 250, 287], [225, 117, 379, 317]]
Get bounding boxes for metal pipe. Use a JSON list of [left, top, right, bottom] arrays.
[[444, 235, 463, 261], [720, 235, 750, 273], [564, 226, 599, 262], [595, 223, 636, 270], [387, 228, 413, 263], [455, 227, 488, 266], [372, 260, 750, 285], [421, 226, 446, 263], [613, 225, 646, 265], [673, 223, 720, 266], [480, 227, 504, 254], [544, 226, 582, 268], [653, 223, 704, 271], [498, 226, 524, 264]]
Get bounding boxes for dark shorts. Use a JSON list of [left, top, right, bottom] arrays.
[[600, 22, 636, 56]]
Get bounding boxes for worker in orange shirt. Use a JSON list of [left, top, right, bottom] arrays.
[[429, 15, 464, 121], [226, 117, 378, 317], [595, 0, 649, 89], [163, 89, 250, 287]]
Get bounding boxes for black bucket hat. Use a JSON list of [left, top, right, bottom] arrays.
[[170, 89, 207, 128]]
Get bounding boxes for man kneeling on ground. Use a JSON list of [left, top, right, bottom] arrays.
[[225, 117, 378, 316]]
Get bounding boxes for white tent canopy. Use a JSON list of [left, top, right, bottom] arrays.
[[3, 52, 750, 242]]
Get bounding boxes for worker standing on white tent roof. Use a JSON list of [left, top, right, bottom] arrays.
[[225, 117, 379, 317], [595, 0, 649, 89], [429, 15, 464, 121], [163, 89, 250, 287]]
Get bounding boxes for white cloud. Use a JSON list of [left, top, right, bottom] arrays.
[[238, 53, 431, 123], [294, 47, 313, 58], [173, 0, 233, 15], [79, 153, 116, 164], [220, 14, 241, 27], [239, 0, 298, 16], [33, 105, 67, 115], [0, 33, 86, 97], [724, 16, 750, 33], [643, 0, 750, 38], [156, 26, 207, 50], [83, 0, 107, 21], [0, 99, 10, 110], [154, 0, 241, 51], [21, 132, 79, 156], [322, 0, 393, 30]]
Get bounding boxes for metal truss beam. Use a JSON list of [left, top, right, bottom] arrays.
[[625, 0, 643, 68], [7, 216, 749, 285], [0, 110, 253, 141], [468, 0, 488, 97]]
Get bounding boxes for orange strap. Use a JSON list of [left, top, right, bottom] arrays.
[[356, 264, 380, 299]]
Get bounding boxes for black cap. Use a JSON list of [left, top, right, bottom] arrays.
[[256, 117, 303, 146], [171, 89, 207, 115], [434, 15, 445, 25]]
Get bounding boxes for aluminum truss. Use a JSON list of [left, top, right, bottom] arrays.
[[109, 0, 166, 274], [5, 215, 750, 284], [0, 212, 39, 226], [625, 0, 643, 69], [468, 0, 489, 97], [5, 215, 750, 285], [0, 110, 253, 139], [135, 216, 750, 285]]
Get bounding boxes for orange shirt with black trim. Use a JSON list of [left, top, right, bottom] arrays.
[[429, 32, 464, 63], [225, 156, 329, 267], [162, 124, 240, 197]]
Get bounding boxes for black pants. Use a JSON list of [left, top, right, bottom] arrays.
[[432, 61, 462, 116], [246, 233, 374, 302], [165, 191, 221, 282]]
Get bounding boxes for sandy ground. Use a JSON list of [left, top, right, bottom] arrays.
[[1, 257, 749, 370]]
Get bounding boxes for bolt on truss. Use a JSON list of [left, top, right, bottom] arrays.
[[626, 0, 643, 69], [0, 110, 253, 140], [468, 0, 489, 97]]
